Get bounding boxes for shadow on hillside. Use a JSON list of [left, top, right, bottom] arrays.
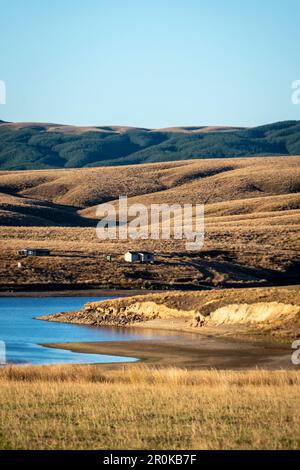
[[160, 250, 300, 287]]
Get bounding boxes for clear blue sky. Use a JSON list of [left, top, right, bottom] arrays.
[[0, 0, 299, 128]]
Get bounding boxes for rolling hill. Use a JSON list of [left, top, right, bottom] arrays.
[[0, 157, 299, 290], [0, 119, 300, 170]]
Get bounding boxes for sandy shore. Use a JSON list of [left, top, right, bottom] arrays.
[[44, 319, 293, 371]]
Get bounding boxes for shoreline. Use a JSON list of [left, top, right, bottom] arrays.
[[7, 285, 300, 370], [43, 319, 293, 371], [1, 284, 299, 298], [0, 288, 158, 298]]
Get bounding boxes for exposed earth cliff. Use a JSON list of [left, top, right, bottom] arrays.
[[38, 287, 300, 340]]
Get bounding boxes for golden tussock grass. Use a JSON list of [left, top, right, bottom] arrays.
[[0, 365, 300, 450]]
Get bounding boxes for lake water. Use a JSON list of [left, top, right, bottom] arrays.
[[0, 296, 153, 366]]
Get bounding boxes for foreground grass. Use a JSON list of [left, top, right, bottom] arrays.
[[0, 365, 300, 450]]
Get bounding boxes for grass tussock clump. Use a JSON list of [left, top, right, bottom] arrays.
[[1, 365, 300, 450], [0, 364, 107, 383]]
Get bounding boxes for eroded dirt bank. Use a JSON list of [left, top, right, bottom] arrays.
[[38, 287, 300, 340]]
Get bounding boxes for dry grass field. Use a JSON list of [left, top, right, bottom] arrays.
[[0, 365, 300, 450], [0, 156, 299, 289]]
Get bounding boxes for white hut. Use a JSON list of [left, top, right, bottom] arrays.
[[124, 251, 140, 262]]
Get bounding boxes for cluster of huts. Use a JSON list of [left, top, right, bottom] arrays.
[[124, 251, 154, 263], [17, 248, 154, 263]]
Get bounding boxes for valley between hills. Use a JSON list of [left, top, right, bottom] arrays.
[[0, 155, 299, 291]]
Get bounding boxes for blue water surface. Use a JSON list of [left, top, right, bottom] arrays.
[[0, 296, 151, 365]]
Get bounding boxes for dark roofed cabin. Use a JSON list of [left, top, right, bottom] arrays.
[[138, 252, 154, 263], [18, 248, 50, 257]]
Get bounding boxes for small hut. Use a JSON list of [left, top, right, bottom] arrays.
[[18, 248, 50, 257]]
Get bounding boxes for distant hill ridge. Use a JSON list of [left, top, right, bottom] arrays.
[[0, 119, 299, 170]]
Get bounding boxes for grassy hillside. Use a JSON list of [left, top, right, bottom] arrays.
[[0, 120, 300, 170], [0, 157, 299, 289]]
